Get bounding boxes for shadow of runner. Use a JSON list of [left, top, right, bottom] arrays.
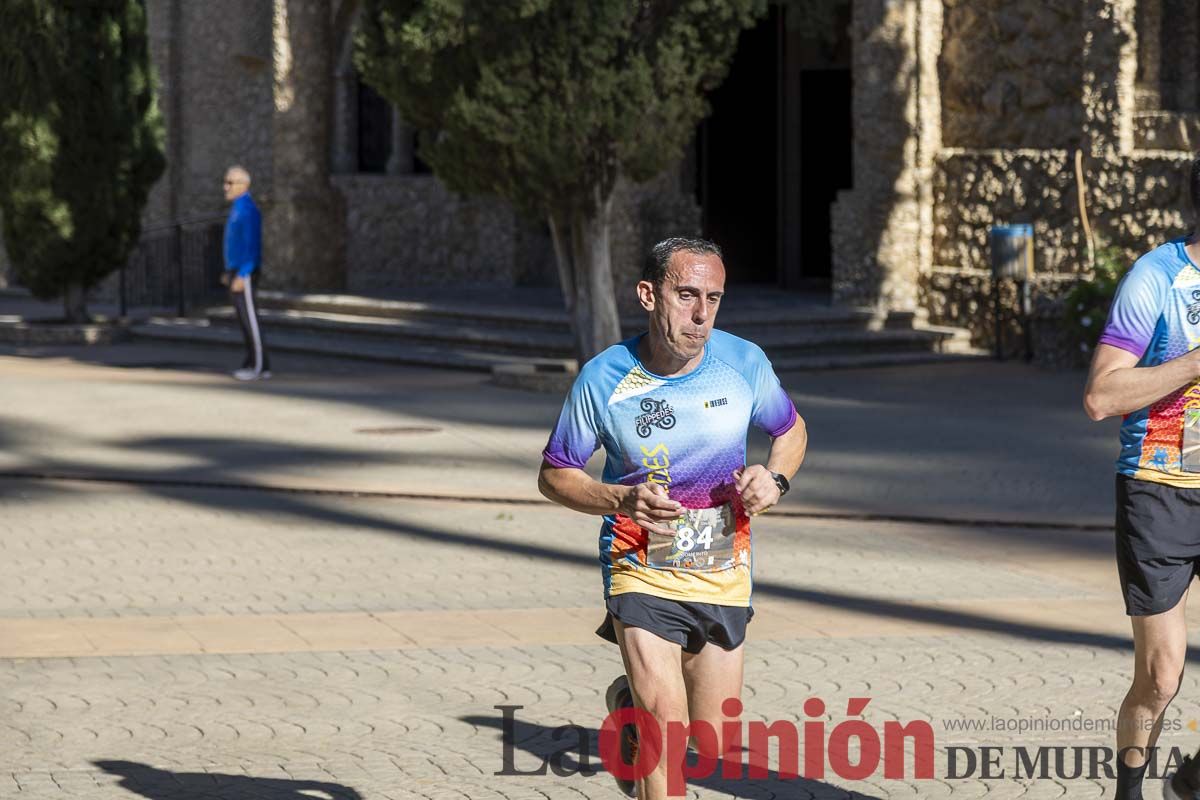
[[460, 714, 885, 799], [93, 761, 363, 800]]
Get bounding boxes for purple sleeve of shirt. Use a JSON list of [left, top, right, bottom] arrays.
[[1097, 259, 1169, 357], [748, 348, 798, 437], [542, 374, 600, 469]]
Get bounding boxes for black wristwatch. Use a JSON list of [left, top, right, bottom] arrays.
[[771, 471, 790, 497]]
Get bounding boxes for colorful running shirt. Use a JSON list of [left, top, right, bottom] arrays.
[[542, 330, 798, 606], [1099, 237, 1200, 487]]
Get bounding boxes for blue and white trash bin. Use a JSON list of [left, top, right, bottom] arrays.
[[988, 224, 1035, 361]]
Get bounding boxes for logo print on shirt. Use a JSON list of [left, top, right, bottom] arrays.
[[635, 398, 676, 438], [1188, 290, 1200, 325], [704, 397, 728, 409]]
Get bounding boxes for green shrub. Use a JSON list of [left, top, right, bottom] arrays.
[[1062, 246, 1131, 358], [0, 0, 166, 321]]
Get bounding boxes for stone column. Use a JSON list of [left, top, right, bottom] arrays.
[[831, 0, 938, 315], [1081, 0, 1136, 160], [267, 0, 344, 290], [913, 0, 942, 315]]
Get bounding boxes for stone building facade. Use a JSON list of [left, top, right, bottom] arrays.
[[111, 0, 696, 301], [3, 0, 1198, 348], [832, 0, 1199, 349]]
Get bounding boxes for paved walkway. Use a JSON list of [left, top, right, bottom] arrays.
[[0, 340, 1178, 799], [0, 338, 1116, 525]]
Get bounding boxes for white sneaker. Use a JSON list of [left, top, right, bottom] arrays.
[[232, 368, 271, 381]]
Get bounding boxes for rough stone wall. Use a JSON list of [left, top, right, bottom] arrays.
[[922, 267, 1082, 359], [925, 149, 1194, 350], [939, 0, 1083, 149], [333, 175, 518, 292], [142, 0, 174, 230], [1134, 111, 1200, 150], [331, 171, 699, 300], [609, 171, 703, 313], [933, 150, 1082, 275], [831, 0, 925, 313], [1087, 153, 1195, 256], [173, 0, 275, 224], [922, 0, 1191, 362]]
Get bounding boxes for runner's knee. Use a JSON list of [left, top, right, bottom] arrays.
[[630, 681, 688, 728], [1132, 663, 1183, 708]]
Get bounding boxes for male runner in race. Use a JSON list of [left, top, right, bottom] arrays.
[[539, 237, 807, 798], [1084, 155, 1200, 800]]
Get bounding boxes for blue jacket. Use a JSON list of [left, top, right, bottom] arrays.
[[223, 193, 261, 277]]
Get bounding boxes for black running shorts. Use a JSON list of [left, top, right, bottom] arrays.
[[596, 592, 753, 654], [1116, 474, 1200, 616]]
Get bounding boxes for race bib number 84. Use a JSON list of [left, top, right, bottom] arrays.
[[645, 504, 737, 571]]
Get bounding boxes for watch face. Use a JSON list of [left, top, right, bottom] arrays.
[[772, 472, 789, 494]]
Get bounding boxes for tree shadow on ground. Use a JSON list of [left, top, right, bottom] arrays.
[[459, 713, 885, 799], [93, 760, 362, 800], [143, 483, 1154, 657], [0, 334, 1118, 526], [0, 461, 1156, 658]]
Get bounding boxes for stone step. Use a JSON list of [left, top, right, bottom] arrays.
[[251, 289, 879, 333], [206, 305, 958, 359], [130, 318, 570, 372], [254, 290, 568, 331], [207, 306, 570, 357], [761, 327, 957, 356], [133, 317, 980, 372], [772, 350, 990, 371]]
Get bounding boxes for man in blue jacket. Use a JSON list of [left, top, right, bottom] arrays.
[[222, 165, 270, 380]]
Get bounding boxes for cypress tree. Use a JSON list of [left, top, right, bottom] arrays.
[[0, 0, 166, 322], [356, 0, 765, 360]]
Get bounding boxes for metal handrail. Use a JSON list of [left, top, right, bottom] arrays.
[[121, 216, 227, 318]]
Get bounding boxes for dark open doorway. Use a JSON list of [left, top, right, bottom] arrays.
[[797, 69, 852, 284], [696, 6, 781, 284], [695, 2, 852, 292]]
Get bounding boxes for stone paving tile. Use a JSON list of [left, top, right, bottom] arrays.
[[1, 636, 1162, 798], [0, 484, 1109, 620], [0, 474, 1168, 798]]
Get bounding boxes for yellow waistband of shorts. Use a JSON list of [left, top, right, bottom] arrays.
[[608, 561, 750, 607], [1131, 467, 1200, 489]]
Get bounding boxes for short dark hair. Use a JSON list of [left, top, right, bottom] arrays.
[[1192, 153, 1200, 227], [643, 237, 723, 285]]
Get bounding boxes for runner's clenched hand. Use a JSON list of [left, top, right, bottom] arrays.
[[619, 482, 683, 535], [734, 465, 781, 516]]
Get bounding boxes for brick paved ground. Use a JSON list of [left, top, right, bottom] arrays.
[[0, 346, 1191, 799]]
